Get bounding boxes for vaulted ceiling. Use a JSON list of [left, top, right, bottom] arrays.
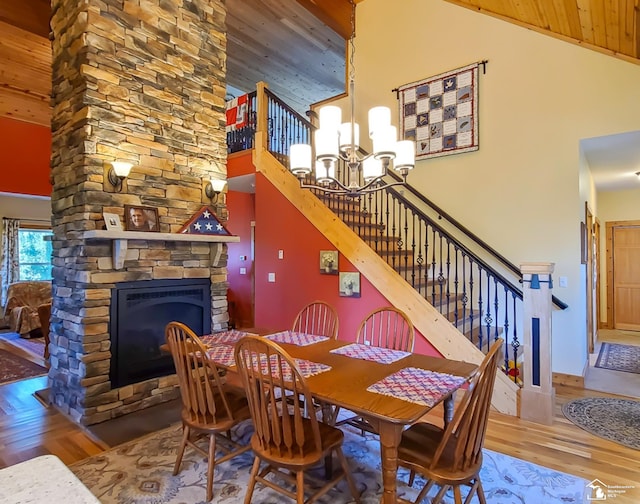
[[1, 0, 638, 127], [448, 0, 640, 62]]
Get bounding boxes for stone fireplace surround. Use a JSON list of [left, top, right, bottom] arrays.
[[48, 0, 231, 425]]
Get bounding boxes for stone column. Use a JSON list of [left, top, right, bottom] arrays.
[[49, 0, 229, 424], [520, 262, 555, 425]]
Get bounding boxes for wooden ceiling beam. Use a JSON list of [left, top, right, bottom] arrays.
[[295, 0, 352, 39], [0, 86, 50, 127], [0, 0, 50, 39]]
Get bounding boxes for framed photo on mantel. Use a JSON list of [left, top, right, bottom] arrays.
[[103, 212, 122, 231], [124, 205, 159, 232]]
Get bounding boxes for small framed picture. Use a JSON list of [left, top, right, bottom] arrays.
[[103, 212, 123, 231], [124, 205, 159, 232], [339, 271, 361, 298], [320, 250, 338, 275]]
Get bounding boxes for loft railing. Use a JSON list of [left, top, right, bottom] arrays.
[[227, 85, 567, 385]]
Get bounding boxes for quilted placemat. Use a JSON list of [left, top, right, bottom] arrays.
[[250, 355, 331, 382], [367, 367, 467, 407], [201, 330, 252, 346], [330, 343, 411, 364], [265, 330, 329, 346], [205, 344, 236, 367]]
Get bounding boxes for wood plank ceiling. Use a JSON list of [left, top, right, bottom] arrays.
[[446, 0, 640, 62], [1, 0, 638, 128]]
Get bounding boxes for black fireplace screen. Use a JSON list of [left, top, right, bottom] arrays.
[[110, 279, 211, 388]]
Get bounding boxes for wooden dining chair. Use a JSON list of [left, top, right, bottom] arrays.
[[234, 335, 361, 504], [165, 322, 251, 502], [335, 306, 415, 431], [397, 339, 504, 504], [291, 300, 339, 339], [356, 306, 415, 351]]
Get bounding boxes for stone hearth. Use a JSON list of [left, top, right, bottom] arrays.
[[49, 0, 229, 425]]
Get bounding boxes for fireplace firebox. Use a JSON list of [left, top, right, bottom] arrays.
[[109, 278, 212, 388]]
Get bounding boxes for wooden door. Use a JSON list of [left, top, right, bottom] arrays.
[[609, 223, 640, 331]]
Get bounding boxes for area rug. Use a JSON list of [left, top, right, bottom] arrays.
[[0, 332, 46, 360], [595, 343, 640, 374], [0, 348, 48, 385], [70, 423, 586, 503], [563, 397, 640, 450]]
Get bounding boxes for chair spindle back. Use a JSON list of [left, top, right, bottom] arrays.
[[235, 335, 322, 458], [356, 306, 415, 351], [165, 322, 234, 425], [292, 300, 339, 339]]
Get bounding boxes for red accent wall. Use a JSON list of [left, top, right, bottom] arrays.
[[228, 150, 256, 178], [250, 172, 440, 357], [0, 118, 52, 196], [226, 190, 255, 328]]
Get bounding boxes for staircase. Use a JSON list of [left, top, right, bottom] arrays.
[[316, 193, 509, 356]]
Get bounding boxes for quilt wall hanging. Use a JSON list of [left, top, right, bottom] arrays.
[[397, 62, 480, 160]]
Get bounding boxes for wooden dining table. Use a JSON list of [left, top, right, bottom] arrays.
[[197, 329, 478, 504]]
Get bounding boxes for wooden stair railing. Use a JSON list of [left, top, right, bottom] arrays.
[[315, 193, 508, 355]]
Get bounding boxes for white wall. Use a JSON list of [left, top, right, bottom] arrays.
[[350, 0, 640, 375], [0, 192, 51, 223], [596, 188, 640, 323]]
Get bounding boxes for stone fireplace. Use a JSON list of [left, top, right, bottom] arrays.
[[49, 0, 230, 425]]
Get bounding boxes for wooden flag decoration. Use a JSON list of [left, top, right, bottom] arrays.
[[178, 206, 232, 235], [225, 94, 248, 132]]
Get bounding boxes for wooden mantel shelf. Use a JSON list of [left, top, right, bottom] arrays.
[[83, 230, 240, 269]]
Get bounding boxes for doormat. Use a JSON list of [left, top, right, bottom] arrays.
[[595, 343, 640, 374], [0, 349, 48, 385], [563, 397, 640, 450]]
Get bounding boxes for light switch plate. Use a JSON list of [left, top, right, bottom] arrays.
[[268, 272, 276, 282], [559, 276, 568, 288], [278, 250, 284, 259], [240, 267, 246, 275]]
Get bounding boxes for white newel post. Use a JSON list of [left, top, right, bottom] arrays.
[[520, 262, 555, 425]]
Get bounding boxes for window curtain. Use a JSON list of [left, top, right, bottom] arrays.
[[1, 218, 20, 309]]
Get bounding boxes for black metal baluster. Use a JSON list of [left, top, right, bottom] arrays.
[[453, 246, 459, 325], [511, 293, 520, 383], [476, 266, 483, 350]]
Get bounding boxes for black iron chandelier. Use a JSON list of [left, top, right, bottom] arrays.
[[288, 0, 415, 197]]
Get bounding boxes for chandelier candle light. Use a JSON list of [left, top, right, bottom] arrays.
[[289, 0, 415, 197]]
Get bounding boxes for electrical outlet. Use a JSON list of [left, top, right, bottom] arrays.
[[268, 272, 276, 282], [240, 267, 246, 275]]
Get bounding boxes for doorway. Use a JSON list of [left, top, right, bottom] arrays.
[[606, 220, 640, 332]]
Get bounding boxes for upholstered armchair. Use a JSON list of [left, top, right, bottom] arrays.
[[3, 281, 52, 337]]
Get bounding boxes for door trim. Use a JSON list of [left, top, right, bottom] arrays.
[[585, 203, 595, 354], [605, 219, 640, 330]]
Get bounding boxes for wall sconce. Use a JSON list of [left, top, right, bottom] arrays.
[[205, 178, 227, 204], [108, 161, 133, 192]]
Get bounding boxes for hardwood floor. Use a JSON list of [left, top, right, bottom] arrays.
[[0, 367, 638, 502]]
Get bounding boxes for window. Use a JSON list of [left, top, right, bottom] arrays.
[[18, 228, 53, 281]]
